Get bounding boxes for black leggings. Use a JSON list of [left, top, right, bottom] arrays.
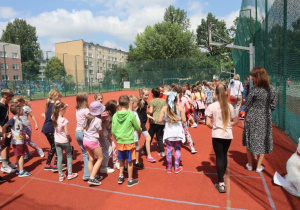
[[212, 138, 232, 182], [44, 132, 57, 165], [144, 124, 165, 153]]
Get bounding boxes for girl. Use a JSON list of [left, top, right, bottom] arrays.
[[75, 92, 90, 180], [205, 84, 238, 193], [193, 86, 206, 124], [100, 100, 119, 173], [94, 92, 104, 104], [83, 101, 105, 186], [158, 91, 186, 174], [41, 89, 65, 171], [52, 101, 78, 182], [174, 85, 197, 154], [13, 96, 44, 159], [137, 88, 156, 162]]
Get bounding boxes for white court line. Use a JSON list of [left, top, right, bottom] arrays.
[[260, 172, 276, 210]]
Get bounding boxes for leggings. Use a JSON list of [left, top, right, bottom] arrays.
[[44, 132, 57, 165], [55, 142, 72, 175], [182, 122, 194, 148], [212, 138, 232, 182], [24, 127, 41, 154], [166, 140, 181, 169], [147, 124, 165, 153]]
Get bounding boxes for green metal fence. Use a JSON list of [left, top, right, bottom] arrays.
[[233, 0, 300, 142]]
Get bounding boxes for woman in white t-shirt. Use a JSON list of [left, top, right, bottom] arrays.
[[205, 84, 238, 193], [228, 74, 244, 116]]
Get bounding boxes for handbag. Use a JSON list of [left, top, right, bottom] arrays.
[[230, 82, 241, 103]]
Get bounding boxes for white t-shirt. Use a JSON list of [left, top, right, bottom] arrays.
[[76, 108, 90, 131], [83, 117, 102, 142], [205, 102, 236, 139], [132, 110, 140, 142], [20, 105, 32, 128], [228, 80, 244, 96], [54, 116, 69, 143], [7, 116, 25, 145]]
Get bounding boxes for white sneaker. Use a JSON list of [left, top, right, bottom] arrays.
[[191, 123, 198, 128], [256, 165, 264, 173], [38, 149, 45, 157], [100, 167, 115, 174], [1, 166, 15, 174], [114, 163, 120, 170], [246, 163, 253, 171]]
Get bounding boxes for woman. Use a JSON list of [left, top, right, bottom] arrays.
[[228, 74, 244, 117], [242, 67, 276, 173]]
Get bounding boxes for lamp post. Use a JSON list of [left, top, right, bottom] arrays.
[[75, 55, 80, 94], [3, 44, 9, 88], [63, 53, 67, 97]]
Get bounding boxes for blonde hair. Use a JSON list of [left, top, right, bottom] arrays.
[[14, 95, 25, 104], [129, 94, 139, 102], [45, 89, 62, 112], [24, 99, 31, 107], [138, 88, 148, 109], [52, 101, 66, 128], [94, 92, 103, 100], [1, 89, 14, 98], [215, 84, 230, 130], [234, 74, 240, 80], [166, 96, 181, 123], [76, 92, 89, 109]]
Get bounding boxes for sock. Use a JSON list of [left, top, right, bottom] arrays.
[[119, 174, 124, 177], [219, 182, 225, 186], [2, 159, 8, 167]]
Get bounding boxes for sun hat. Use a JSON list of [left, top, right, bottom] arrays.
[[90, 101, 105, 116]]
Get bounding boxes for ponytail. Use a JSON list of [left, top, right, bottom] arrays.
[[215, 84, 230, 130]]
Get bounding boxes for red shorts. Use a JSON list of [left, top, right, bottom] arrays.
[[13, 144, 26, 157]]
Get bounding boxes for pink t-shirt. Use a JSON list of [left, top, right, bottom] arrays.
[[76, 108, 90, 131], [178, 96, 188, 109], [83, 117, 102, 142], [205, 102, 236, 139], [54, 117, 69, 143]]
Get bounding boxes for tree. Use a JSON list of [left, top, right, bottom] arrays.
[[1, 18, 42, 81], [128, 21, 197, 61], [196, 13, 233, 56], [44, 57, 66, 81], [164, 5, 190, 31]]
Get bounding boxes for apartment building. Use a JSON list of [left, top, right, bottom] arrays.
[[0, 42, 23, 81], [55, 39, 128, 87]]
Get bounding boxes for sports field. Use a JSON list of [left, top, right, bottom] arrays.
[[0, 90, 299, 209]]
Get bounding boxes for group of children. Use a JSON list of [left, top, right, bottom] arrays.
[[0, 79, 238, 192]]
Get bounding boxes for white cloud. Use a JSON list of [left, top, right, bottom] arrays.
[[219, 10, 239, 29], [102, 41, 126, 51], [0, 7, 19, 19], [188, 1, 206, 32]]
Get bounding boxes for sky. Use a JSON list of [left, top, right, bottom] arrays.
[[0, 0, 242, 56]]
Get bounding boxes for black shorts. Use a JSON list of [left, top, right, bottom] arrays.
[[140, 122, 147, 132]]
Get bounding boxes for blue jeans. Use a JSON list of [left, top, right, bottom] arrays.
[[75, 130, 89, 179]]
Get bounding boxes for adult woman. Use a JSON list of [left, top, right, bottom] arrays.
[[228, 74, 244, 116], [242, 67, 276, 172]]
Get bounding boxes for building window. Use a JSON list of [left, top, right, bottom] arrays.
[[1, 63, 8, 69], [12, 53, 18, 58], [13, 75, 19, 80], [88, 61, 93, 66], [88, 45, 92, 50], [99, 59, 103, 62], [88, 53, 93, 58], [103, 63, 105, 67], [2, 75, 8, 80], [84, 60, 88, 66], [89, 70, 94, 75], [0, 51, 6, 57], [109, 49, 112, 54], [91, 78, 94, 83], [103, 55, 105, 59], [84, 52, 88, 57], [13, 64, 19, 70]]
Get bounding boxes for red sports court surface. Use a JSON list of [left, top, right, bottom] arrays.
[[0, 90, 299, 209]]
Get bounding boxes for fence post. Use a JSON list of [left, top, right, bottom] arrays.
[[282, 0, 288, 131]]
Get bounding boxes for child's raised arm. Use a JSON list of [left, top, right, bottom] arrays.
[[28, 111, 38, 130]]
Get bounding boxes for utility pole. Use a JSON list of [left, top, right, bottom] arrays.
[[75, 55, 80, 94], [3, 44, 9, 88], [63, 53, 67, 97]]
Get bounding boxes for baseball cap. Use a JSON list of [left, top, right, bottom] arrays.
[[90, 101, 105, 116]]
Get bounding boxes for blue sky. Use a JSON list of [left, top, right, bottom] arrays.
[[0, 0, 242, 54]]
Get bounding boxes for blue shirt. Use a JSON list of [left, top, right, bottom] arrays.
[[41, 103, 54, 134]]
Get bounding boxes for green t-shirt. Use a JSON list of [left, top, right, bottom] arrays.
[[149, 98, 166, 125]]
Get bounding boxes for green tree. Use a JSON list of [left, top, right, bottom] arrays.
[[164, 5, 190, 31], [44, 57, 66, 81], [1, 18, 42, 81]]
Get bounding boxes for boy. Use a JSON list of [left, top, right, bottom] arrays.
[[112, 95, 141, 187], [0, 89, 16, 179], [146, 87, 166, 156], [2, 104, 32, 177]]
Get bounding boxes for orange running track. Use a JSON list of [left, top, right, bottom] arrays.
[[0, 90, 299, 210]]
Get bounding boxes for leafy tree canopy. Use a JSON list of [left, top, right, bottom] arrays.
[[44, 57, 66, 81], [164, 5, 190, 31]]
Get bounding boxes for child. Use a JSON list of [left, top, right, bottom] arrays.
[[148, 87, 166, 156], [205, 84, 238, 193], [52, 101, 78, 181], [0, 89, 16, 175], [94, 92, 104, 104], [159, 91, 186, 173], [75, 92, 90, 180], [129, 95, 144, 169], [13, 96, 44, 159], [112, 95, 141, 187], [2, 104, 32, 177], [83, 101, 105, 186], [41, 89, 64, 171], [137, 88, 156, 162], [100, 100, 119, 173], [193, 86, 206, 124]]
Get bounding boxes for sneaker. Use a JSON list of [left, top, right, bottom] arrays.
[[118, 175, 125, 184], [146, 157, 156, 163], [191, 123, 198, 128], [67, 173, 78, 180], [38, 149, 45, 157], [24, 153, 31, 160], [44, 165, 53, 171], [8, 162, 18, 169], [1, 166, 15, 174], [256, 165, 265, 173], [59, 174, 66, 182], [18, 170, 32, 177], [166, 169, 172, 174], [0, 176, 7, 183], [127, 178, 139, 187], [83, 177, 90, 181], [100, 167, 115, 174], [134, 163, 144, 170], [95, 174, 103, 181], [158, 152, 165, 157], [191, 148, 197, 154], [88, 178, 101, 186], [246, 163, 253, 171], [52, 165, 67, 172], [174, 166, 183, 174], [113, 163, 120, 170], [215, 183, 226, 193]]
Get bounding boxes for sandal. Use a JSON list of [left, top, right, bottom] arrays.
[[214, 183, 226, 193]]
